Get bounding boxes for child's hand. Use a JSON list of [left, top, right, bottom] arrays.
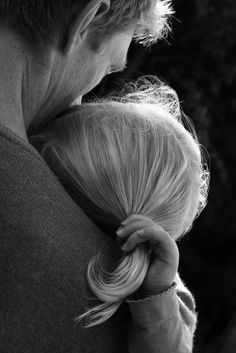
[[116, 214, 179, 298]]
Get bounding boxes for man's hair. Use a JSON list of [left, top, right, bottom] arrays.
[[30, 77, 209, 327], [0, 0, 173, 51]]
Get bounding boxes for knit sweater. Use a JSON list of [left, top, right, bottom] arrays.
[[0, 123, 197, 353]]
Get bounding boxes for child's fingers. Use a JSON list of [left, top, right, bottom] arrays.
[[116, 219, 153, 240], [117, 215, 176, 259], [121, 214, 153, 226], [140, 226, 178, 264], [121, 226, 163, 252], [121, 230, 148, 252], [121, 225, 178, 263]]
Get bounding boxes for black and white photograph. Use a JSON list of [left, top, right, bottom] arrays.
[[0, 1, 235, 352]]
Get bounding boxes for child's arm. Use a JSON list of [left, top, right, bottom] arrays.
[[127, 274, 197, 353], [116, 215, 197, 353]]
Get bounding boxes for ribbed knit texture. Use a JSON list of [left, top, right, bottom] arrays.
[[0, 123, 130, 353]]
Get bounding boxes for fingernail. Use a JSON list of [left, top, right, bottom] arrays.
[[137, 230, 145, 237], [121, 220, 128, 226], [121, 243, 128, 251], [116, 228, 123, 236]]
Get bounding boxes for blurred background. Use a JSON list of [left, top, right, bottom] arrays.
[[86, 0, 236, 352]]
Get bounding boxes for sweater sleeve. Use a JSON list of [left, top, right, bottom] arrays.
[[127, 273, 197, 353]]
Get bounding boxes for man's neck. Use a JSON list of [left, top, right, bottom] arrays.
[[0, 28, 84, 142], [0, 29, 63, 141]]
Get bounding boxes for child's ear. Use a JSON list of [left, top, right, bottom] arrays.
[[61, 0, 110, 54]]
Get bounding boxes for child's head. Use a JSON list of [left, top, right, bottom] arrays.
[[30, 78, 209, 326]]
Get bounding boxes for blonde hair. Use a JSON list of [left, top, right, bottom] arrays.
[[30, 77, 209, 327], [98, 0, 174, 46], [0, 0, 173, 51]]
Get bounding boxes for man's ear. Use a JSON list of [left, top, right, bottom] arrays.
[[61, 0, 110, 54]]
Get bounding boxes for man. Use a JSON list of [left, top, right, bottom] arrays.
[[0, 1, 196, 352]]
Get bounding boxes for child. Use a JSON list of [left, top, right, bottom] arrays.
[[30, 78, 209, 349]]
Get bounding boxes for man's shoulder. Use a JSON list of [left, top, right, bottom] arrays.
[[0, 123, 121, 292], [0, 212, 128, 353], [0, 124, 129, 352], [0, 122, 117, 265]]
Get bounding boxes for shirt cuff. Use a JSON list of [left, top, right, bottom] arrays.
[[126, 283, 180, 327]]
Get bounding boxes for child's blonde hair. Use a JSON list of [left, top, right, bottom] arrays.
[[30, 77, 209, 327]]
